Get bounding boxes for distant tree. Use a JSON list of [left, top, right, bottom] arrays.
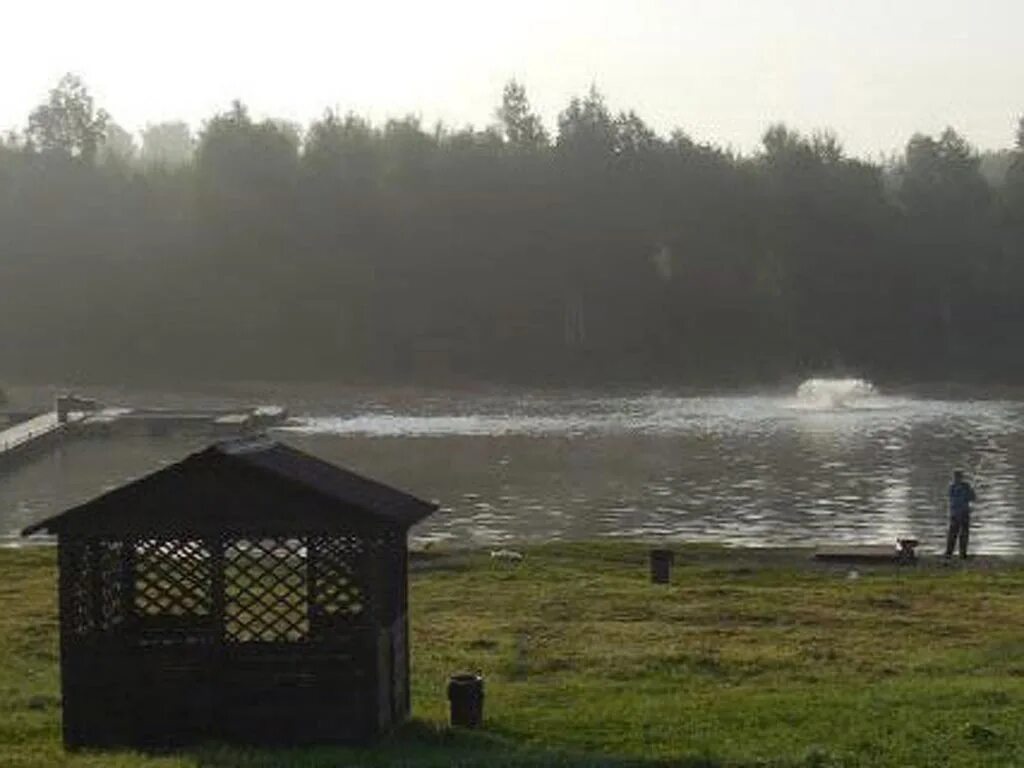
[[556, 86, 619, 159], [1005, 116, 1024, 215], [26, 73, 109, 162], [899, 128, 988, 216], [668, 129, 696, 152], [895, 128, 995, 366], [613, 110, 659, 156], [303, 110, 381, 196], [761, 124, 802, 160], [196, 101, 300, 196], [379, 115, 433, 188], [495, 80, 547, 149], [2, 129, 24, 149], [810, 130, 844, 164], [1007, 115, 1024, 178], [979, 150, 1014, 187], [268, 118, 304, 150], [761, 123, 826, 169], [100, 122, 137, 164], [194, 100, 301, 255], [140, 121, 193, 166]]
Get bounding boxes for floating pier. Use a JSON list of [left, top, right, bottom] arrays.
[[0, 411, 68, 467], [0, 395, 289, 471], [814, 538, 918, 565]]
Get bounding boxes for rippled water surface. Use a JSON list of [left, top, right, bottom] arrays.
[[4, 382, 1024, 553]]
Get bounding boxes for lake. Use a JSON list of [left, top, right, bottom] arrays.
[[3, 379, 1023, 553]]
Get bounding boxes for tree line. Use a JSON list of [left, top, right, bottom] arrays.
[[2, 74, 1024, 386]]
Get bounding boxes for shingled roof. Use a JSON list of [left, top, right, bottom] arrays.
[[23, 438, 437, 537]]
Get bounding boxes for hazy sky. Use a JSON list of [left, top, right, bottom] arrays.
[[2, 0, 1022, 157]]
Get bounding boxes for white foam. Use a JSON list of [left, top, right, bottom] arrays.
[[794, 377, 878, 410]]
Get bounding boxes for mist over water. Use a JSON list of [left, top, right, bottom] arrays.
[[4, 380, 1024, 554]]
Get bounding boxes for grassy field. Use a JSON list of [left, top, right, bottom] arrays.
[[3, 542, 1024, 767]]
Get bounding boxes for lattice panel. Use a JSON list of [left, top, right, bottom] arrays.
[[225, 538, 309, 643], [62, 543, 94, 636], [96, 541, 125, 629], [310, 535, 366, 620], [134, 539, 212, 617], [61, 541, 128, 635]]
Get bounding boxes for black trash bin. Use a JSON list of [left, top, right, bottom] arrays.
[[650, 548, 674, 584], [447, 673, 484, 728]]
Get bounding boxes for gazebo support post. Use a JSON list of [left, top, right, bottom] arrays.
[[119, 539, 135, 630]]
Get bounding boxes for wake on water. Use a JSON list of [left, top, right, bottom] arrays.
[[280, 378, 892, 438]]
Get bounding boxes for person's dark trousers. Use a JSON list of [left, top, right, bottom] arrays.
[[945, 513, 970, 558]]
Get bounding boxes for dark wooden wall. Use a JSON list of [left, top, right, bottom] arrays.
[[58, 528, 411, 748]]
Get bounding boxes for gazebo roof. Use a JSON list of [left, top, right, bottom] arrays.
[[23, 438, 437, 537]]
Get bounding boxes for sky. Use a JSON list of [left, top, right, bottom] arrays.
[[2, 0, 1022, 158]]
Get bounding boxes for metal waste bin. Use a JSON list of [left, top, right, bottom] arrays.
[[447, 673, 484, 728], [650, 548, 674, 584]]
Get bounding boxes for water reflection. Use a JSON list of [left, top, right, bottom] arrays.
[[2, 389, 1023, 554]]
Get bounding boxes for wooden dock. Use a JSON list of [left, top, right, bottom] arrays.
[[0, 412, 67, 466], [0, 397, 289, 472]]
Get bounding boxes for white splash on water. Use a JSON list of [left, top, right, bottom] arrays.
[[794, 377, 879, 410]]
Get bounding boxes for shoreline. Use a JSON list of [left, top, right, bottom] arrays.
[[408, 540, 1024, 570], [8, 535, 1024, 567]]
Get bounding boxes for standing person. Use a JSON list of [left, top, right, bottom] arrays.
[[945, 470, 976, 560]]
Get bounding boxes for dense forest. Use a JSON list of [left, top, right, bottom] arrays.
[[2, 74, 1024, 386]]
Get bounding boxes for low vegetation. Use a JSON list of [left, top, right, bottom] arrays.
[[4, 543, 1024, 766]]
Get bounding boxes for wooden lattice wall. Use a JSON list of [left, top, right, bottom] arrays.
[[58, 528, 408, 747]]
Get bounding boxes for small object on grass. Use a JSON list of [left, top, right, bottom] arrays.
[[490, 548, 523, 562], [847, 569, 860, 580], [447, 672, 485, 728], [650, 548, 674, 583], [896, 537, 919, 564]]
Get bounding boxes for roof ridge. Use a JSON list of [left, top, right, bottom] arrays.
[[22, 440, 437, 537]]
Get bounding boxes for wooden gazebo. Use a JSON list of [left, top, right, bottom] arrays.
[[23, 438, 436, 748]]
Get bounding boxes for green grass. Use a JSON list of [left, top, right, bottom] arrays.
[[4, 542, 1024, 766]]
